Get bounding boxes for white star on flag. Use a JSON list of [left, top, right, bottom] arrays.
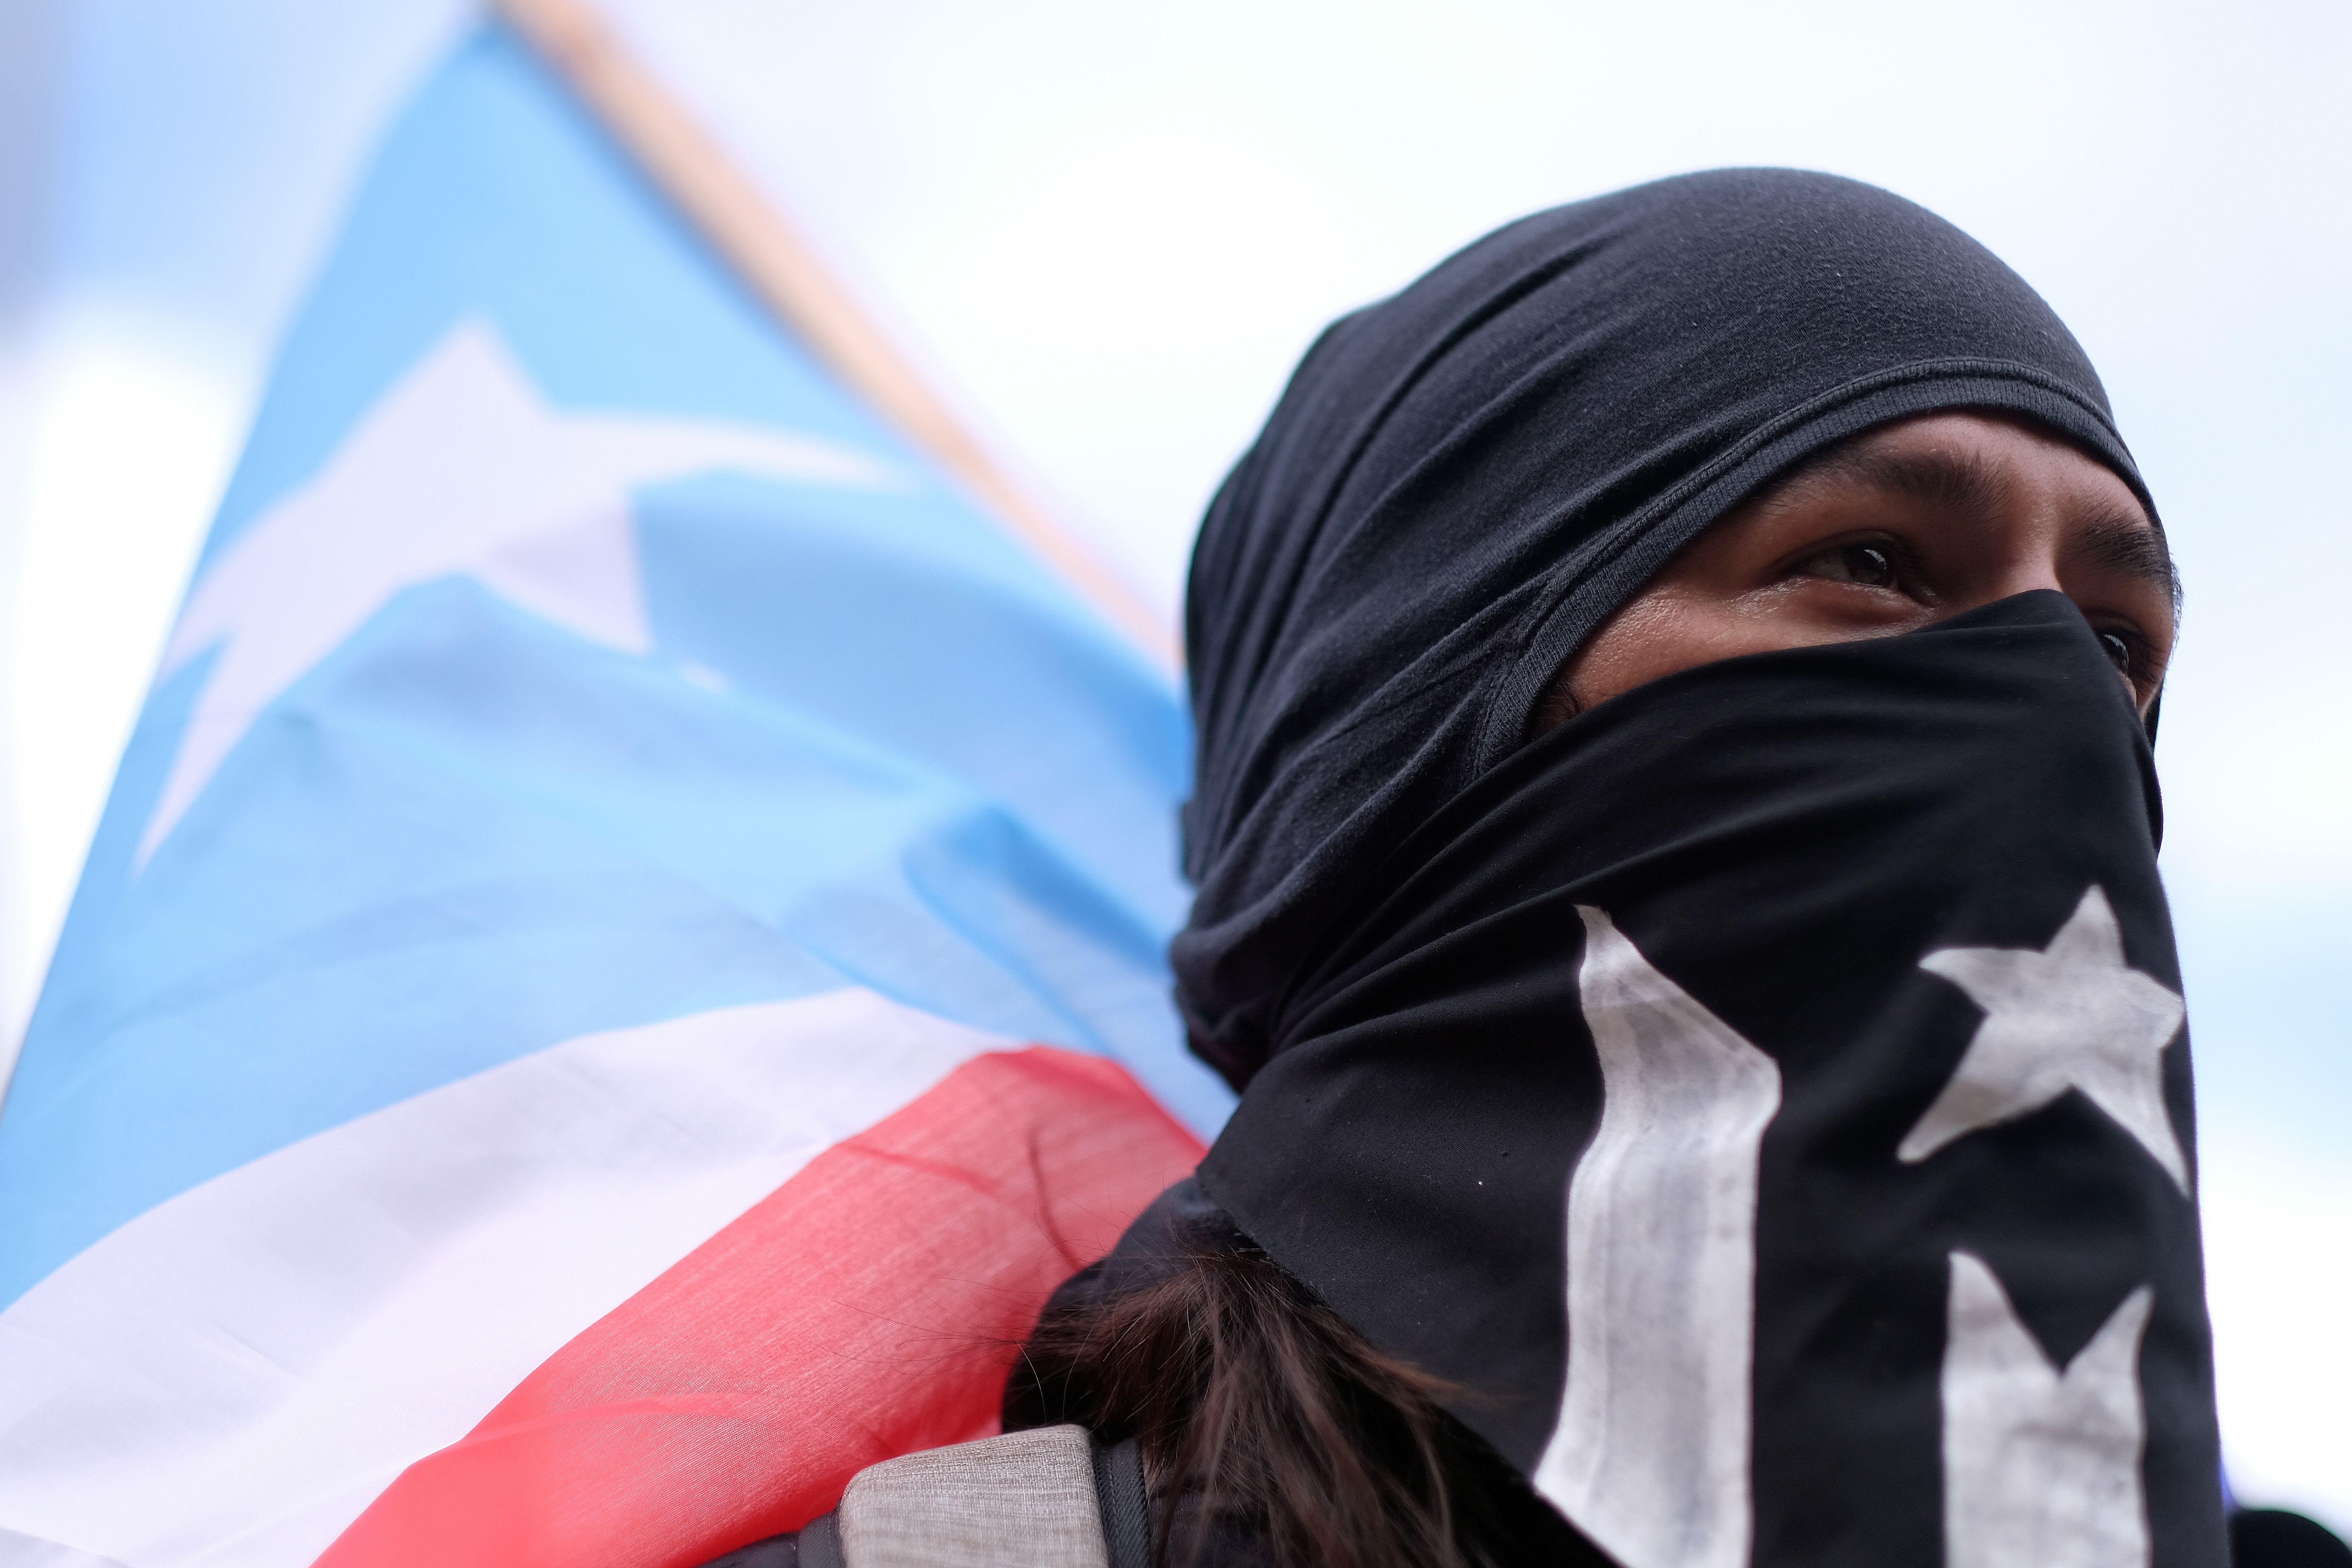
[[138, 321, 898, 867], [1940, 1251, 2153, 1568], [1898, 886, 2188, 1190]]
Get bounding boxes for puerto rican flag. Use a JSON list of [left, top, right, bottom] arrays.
[[0, 24, 1229, 1567]]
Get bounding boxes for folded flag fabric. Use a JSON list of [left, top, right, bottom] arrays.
[[0, 25, 1228, 1568]]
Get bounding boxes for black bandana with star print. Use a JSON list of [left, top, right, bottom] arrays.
[[1195, 590, 2225, 1568]]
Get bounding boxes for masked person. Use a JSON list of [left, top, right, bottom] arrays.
[[724, 169, 2229, 1568]]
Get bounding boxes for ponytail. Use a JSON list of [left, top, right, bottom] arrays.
[[1004, 1220, 1601, 1568]]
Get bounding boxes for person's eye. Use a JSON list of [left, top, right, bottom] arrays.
[[1791, 540, 1902, 589], [2097, 628, 2143, 680]]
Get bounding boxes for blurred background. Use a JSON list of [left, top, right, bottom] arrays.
[[0, 0, 2344, 1530]]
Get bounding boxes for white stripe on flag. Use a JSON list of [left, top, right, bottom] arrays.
[[0, 989, 1007, 1568]]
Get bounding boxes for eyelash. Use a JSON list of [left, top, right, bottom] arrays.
[[1785, 533, 1918, 595]]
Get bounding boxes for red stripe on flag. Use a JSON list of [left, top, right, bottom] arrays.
[[314, 1046, 1203, 1568]]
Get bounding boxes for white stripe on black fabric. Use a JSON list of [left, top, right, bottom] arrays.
[[1533, 907, 1781, 1568]]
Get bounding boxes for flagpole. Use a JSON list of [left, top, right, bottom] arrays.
[[490, 0, 1180, 670]]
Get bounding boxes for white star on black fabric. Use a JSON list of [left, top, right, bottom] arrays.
[[1899, 886, 2188, 1190]]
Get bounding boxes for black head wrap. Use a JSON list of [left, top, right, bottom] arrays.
[[1146, 170, 2224, 1566], [1176, 167, 2152, 1087]]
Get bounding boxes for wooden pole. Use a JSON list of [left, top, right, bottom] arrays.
[[491, 0, 1179, 668]]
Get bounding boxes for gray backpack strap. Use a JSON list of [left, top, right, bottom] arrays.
[[835, 1424, 1109, 1568], [1090, 1437, 1152, 1568]]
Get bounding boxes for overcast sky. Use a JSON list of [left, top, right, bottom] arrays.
[[1, 0, 2346, 1526]]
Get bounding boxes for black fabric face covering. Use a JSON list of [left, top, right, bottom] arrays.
[[1196, 592, 2221, 1567]]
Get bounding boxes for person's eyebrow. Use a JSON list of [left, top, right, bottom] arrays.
[[1788, 443, 2016, 519], [2067, 509, 2183, 613]]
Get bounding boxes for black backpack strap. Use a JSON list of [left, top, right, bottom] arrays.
[[1090, 1436, 1151, 1568], [698, 1527, 807, 1568], [795, 1510, 843, 1568]]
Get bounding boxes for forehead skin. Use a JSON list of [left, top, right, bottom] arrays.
[[1544, 413, 2178, 730]]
